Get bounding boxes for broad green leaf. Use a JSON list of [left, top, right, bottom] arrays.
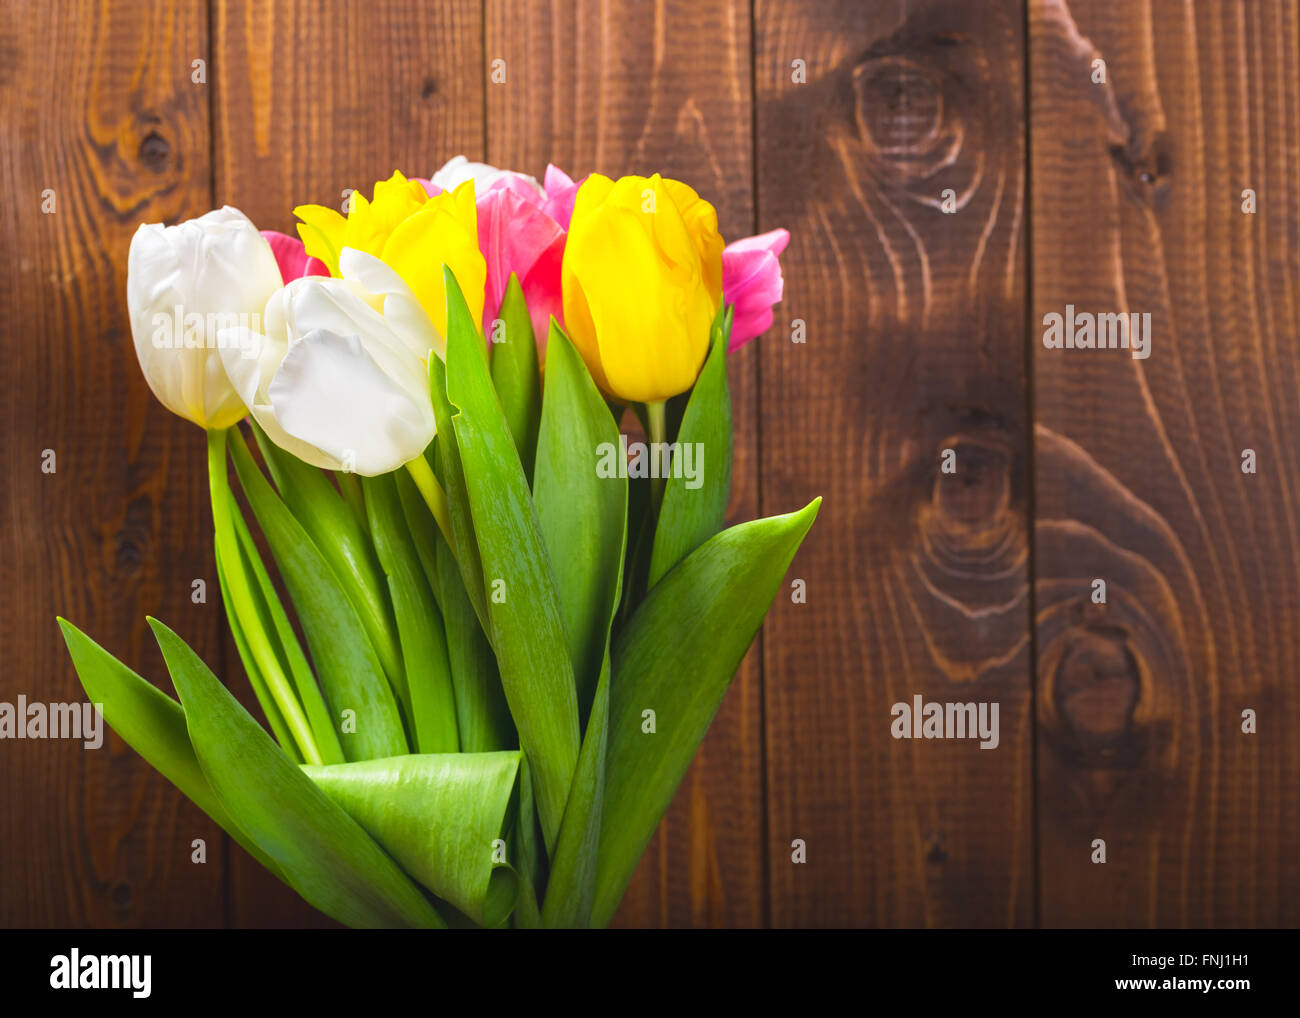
[[363, 473, 459, 753], [490, 275, 542, 483], [592, 498, 822, 926], [148, 618, 444, 929], [252, 425, 403, 689], [228, 429, 407, 761], [303, 752, 521, 928], [429, 354, 488, 629], [443, 266, 579, 853], [540, 655, 610, 928], [648, 310, 733, 587], [56, 619, 283, 881], [533, 323, 627, 714]]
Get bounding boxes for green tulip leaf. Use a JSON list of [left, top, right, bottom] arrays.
[[226, 499, 344, 764], [302, 752, 522, 928], [435, 529, 515, 753], [148, 617, 444, 929], [56, 619, 284, 881], [252, 424, 403, 691], [648, 306, 733, 588], [214, 539, 300, 761], [511, 756, 543, 929], [228, 429, 407, 761], [533, 321, 628, 714], [540, 654, 610, 928], [363, 473, 459, 753], [490, 274, 542, 483], [397, 470, 514, 753], [592, 497, 822, 926], [429, 354, 488, 630], [442, 266, 580, 854]]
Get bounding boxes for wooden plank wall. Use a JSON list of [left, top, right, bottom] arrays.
[[0, 0, 1296, 928], [1030, 0, 1300, 928]]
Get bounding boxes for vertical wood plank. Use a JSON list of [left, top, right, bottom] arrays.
[[0, 0, 226, 926], [1029, 0, 1300, 927], [484, 0, 762, 927], [211, 0, 485, 926], [756, 0, 1034, 926]]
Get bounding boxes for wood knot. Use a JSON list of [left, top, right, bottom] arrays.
[[1049, 626, 1145, 767], [1109, 130, 1172, 207], [853, 58, 944, 156], [138, 131, 171, 172], [932, 434, 1011, 531], [111, 881, 133, 909], [112, 496, 152, 577]]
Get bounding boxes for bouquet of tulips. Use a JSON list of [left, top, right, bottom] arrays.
[[59, 156, 819, 928]]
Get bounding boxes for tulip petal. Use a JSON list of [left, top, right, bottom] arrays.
[[261, 230, 330, 283], [293, 204, 347, 276], [338, 247, 442, 361], [269, 328, 435, 476], [217, 326, 340, 471], [282, 277, 427, 388], [722, 228, 789, 350], [380, 182, 486, 338], [542, 164, 579, 231], [477, 188, 565, 340], [432, 155, 544, 199]]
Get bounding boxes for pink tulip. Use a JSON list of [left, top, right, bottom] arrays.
[[721, 228, 789, 351], [541, 165, 579, 231], [261, 230, 330, 282], [476, 186, 565, 350]]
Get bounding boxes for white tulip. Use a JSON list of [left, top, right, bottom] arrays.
[[430, 155, 544, 198], [128, 206, 282, 429], [218, 248, 439, 476]]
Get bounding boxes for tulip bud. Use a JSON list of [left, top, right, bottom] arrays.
[[127, 207, 282, 429], [217, 248, 439, 476], [561, 173, 723, 404]]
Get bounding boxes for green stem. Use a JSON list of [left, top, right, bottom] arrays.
[[208, 428, 323, 765], [405, 455, 456, 559], [645, 400, 667, 514], [334, 470, 367, 530]]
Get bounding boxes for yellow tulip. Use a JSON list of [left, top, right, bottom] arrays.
[[561, 173, 723, 404], [294, 171, 485, 339]]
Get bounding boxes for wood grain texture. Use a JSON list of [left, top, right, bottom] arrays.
[[1030, 0, 1300, 927], [0, 0, 227, 926], [485, 0, 762, 927], [756, 0, 1034, 926], [210, 0, 485, 926]]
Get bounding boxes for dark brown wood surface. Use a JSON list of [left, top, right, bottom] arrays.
[[757, 0, 1034, 927], [0, 0, 227, 926], [1030, 0, 1300, 927], [1, 0, 1296, 928]]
